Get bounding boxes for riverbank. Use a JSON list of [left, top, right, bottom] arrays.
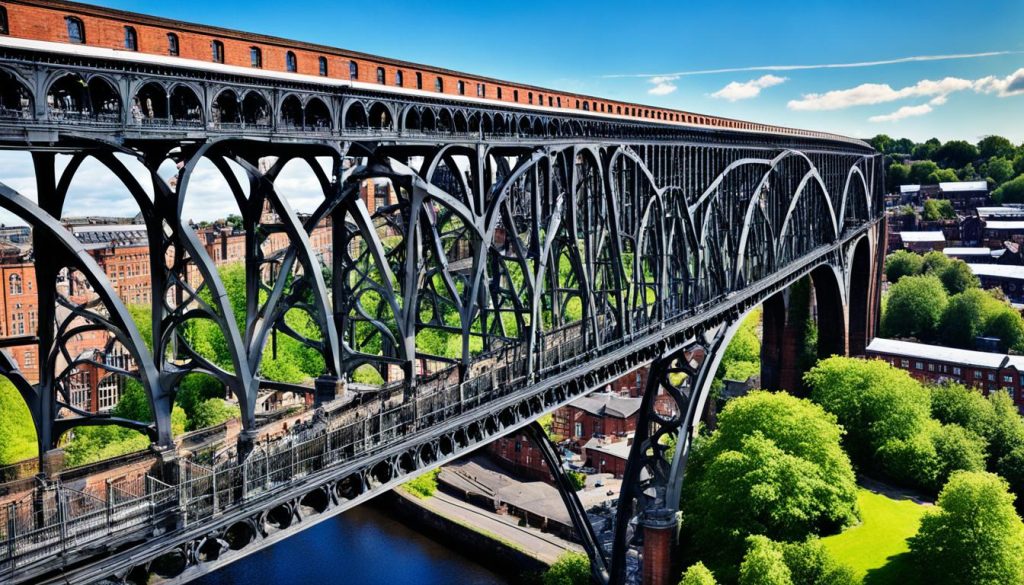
[[383, 487, 583, 581]]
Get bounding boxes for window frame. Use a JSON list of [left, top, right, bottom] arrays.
[[166, 32, 179, 56], [435, 77, 443, 92], [66, 16, 85, 44], [319, 56, 328, 77], [250, 46, 262, 68], [285, 51, 298, 73], [211, 40, 225, 63], [123, 26, 137, 51], [349, 60, 358, 80], [0, 6, 8, 35], [376, 67, 385, 84]]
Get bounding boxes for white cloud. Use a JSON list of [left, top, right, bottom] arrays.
[[869, 104, 934, 123], [647, 75, 679, 96], [788, 76, 974, 111], [603, 51, 1019, 79], [975, 68, 1024, 97], [710, 75, 787, 101]]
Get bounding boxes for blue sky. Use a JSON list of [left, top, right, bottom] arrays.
[[90, 0, 1024, 143]]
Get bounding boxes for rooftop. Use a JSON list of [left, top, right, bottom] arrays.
[[866, 338, 1007, 369], [967, 264, 1024, 281], [899, 231, 945, 243], [984, 221, 1024, 231], [569, 392, 643, 419], [940, 181, 988, 193], [582, 435, 634, 461], [943, 247, 993, 256], [899, 185, 921, 193]]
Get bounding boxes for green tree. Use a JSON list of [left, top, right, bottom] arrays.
[[190, 399, 239, 431], [884, 250, 924, 284], [984, 308, 1024, 352], [868, 134, 893, 154], [886, 162, 911, 193], [680, 562, 717, 585], [543, 552, 591, 585], [921, 250, 952, 275], [934, 140, 980, 170], [958, 163, 978, 181], [739, 536, 792, 585], [938, 260, 979, 295], [983, 157, 1016, 186], [912, 138, 941, 161], [930, 383, 995, 439], [927, 168, 959, 184], [987, 390, 1024, 465], [993, 175, 1024, 204], [922, 199, 956, 221], [805, 357, 931, 473], [909, 160, 939, 184], [882, 275, 948, 341], [909, 471, 1024, 585], [931, 423, 987, 491], [978, 135, 1017, 160], [780, 539, 856, 585], [113, 379, 153, 422], [402, 469, 440, 498], [938, 289, 1003, 348], [682, 392, 858, 564]]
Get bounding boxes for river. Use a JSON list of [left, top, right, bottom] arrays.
[[192, 504, 512, 585]]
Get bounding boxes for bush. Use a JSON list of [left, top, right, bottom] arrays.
[[543, 551, 591, 585], [679, 562, 717, 585], [739, 536, 792, 585], [780, 539, 857, 585], [402, 469, 440, 499], [910, 471, 1024, 584]]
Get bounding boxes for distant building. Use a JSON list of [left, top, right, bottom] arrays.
[[967, 264, 1024, 302], [938, 181, 989, 211], [866, 338, 1024, 406], [943, 247, 997, 264], [983, 221, 1024, 248], [551, 391, 643, 451], [899, 231, 946, 253], [581, 434, 633, 478]]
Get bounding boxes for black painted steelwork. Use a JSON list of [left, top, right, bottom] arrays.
[[0, 46, 883, 585]]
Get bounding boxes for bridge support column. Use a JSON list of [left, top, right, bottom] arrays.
[[761, 279, 815, 394], [640, 509, 677, 585], [236, 429, 260, 462]]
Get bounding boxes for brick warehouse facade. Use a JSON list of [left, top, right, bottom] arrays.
[[0, 0, 847, 137]]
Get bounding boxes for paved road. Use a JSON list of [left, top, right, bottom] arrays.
[[408, 489, 583, 565]]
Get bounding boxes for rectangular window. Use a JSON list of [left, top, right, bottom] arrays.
[[927, 364, 935, 372], [250, 47, 262, 68], [953, 367, 962, 376], [900, 359, 910, 368], [167, 33, 179, 56], [989, 373, 997, 381], [975, 371, 983, 379], [211, 40, 225, 63], [574, 422, 582, 437], [915, 361, 924, 370], [1005, 375, 1014, 383], [477, 83, 485, 97]]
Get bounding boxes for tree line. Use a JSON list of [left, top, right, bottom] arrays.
[[872, 134, 1024, 204], [883, 250, 1024, 352]]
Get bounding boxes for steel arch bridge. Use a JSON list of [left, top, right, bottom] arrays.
[[0, 41, 884, 585]]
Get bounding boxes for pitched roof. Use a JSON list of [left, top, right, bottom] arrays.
[[899, 231, 945, 243], [967, 263, 1024, 281], [866, 338, 1007, 369], [570, 392, 643, 419], [940, 181, 988, 192]]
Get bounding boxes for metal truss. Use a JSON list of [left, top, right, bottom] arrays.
[[0, 45, 884, 585]]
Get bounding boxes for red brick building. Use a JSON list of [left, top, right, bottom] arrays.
[[866, 337, 1024, 405], [551, 392, 643, 451], [582, 434, 633, 478], [486, 430, 554, 483]]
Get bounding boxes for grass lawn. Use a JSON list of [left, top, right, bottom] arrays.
[[821, 488, 928, 585]]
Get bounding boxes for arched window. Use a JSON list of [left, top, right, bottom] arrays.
[[415, 72, 422, 89], [286, 51, 297, 73], [376, 67, 385, 84], [211, 40, 224, 63], [514, 90, 519, 102], [0, 7, 10, 35], [575, 99, 580, 108], [457, 80, 465, 95], [66, 16, 85, 44], [557, 97, 562, 107], [496, 87, 502, 100], [123, 26, 137, 51], [395, 70, 403, 87], [527, 92, 533, 104], [9, 274, 22, 296], [435, 77, 443, 92], [319, 56, 328, 76], [583, 101, 589, 111], [167, 33, 179, 56], [250, 47, 262, 68], [349, 60, 358, 80], [477, 83, 485, 97]]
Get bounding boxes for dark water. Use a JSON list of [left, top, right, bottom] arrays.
[[192, 504, 511, 585]]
